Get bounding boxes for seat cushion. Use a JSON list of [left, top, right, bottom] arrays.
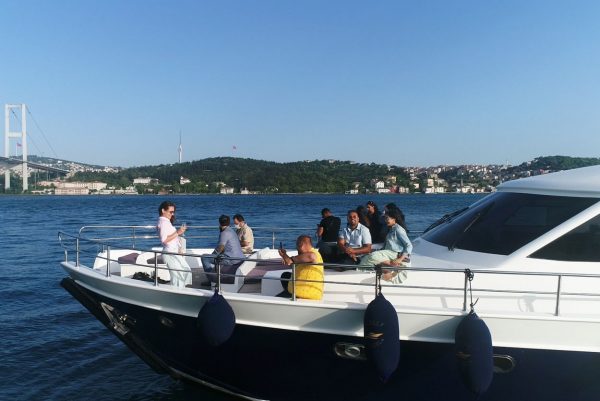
[[207, 262, 243, 284], [146, 256, 165, 264], [118, 252, 140, 264]]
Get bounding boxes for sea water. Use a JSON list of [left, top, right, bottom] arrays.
[[0, 194, 483, 401]]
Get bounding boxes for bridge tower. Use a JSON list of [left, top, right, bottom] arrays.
[[4, 104, 28, 191]]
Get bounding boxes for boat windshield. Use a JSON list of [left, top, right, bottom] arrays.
[[421, 192, 598, 255]]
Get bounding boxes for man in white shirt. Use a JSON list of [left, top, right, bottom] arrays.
[[233, 214, 254, 254], [336, 210, 372, 266]]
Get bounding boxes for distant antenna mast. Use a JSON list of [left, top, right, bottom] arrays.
[[4, 104, 28, 191], [178, 130, 182, 163]]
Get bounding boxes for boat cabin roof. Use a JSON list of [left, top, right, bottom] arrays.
[[498, 165, 600, 198]]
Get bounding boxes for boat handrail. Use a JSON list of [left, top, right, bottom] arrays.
[[59, 229, 600, 316], [78, 225, 321, 249]]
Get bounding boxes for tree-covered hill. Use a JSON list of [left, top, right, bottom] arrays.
[[57, 154, 600, 194], [514, 155, 600, 171], [72, 157, 411, 193]]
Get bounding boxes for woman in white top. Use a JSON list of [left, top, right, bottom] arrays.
[[157, 201, 192, 288]]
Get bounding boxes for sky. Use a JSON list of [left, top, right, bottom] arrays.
[[2, 0, 600, 168]]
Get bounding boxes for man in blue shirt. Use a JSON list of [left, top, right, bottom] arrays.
[[201, 215, 245, 284], [335, 210, 372, 266]]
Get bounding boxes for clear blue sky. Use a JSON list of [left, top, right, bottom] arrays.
[[2, 1, 600, 167]]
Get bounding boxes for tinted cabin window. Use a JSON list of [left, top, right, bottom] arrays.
[[422, 193, 597, 255], [530, 214, 600, 262]]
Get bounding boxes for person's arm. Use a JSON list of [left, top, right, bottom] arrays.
[[397, 226, 413, 256], [348, 243, 371, 257], [279, 249, 317, 266], [159, 222, 185, 245], [279, 248, 292, 265], [316, 225, 324, 238], [291, 251, 318, 264], [238, 226, 250, 247], [214, 231, 227, 254]]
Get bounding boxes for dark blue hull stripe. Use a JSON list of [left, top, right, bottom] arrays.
[[62, 278, 600, 401]]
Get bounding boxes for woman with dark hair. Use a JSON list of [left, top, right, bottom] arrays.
[[384, 202, 400, 215], [366, 201, 387, 243], [356, 205, 371, 229], [359, 208, 412, 284], [157, 201, 191, 288], [385, 203, 407, 230]]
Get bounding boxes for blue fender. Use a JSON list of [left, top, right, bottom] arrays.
[[197, 290, 236, 347], [364, 293, 400, 382], [455, 311, 493, 396]]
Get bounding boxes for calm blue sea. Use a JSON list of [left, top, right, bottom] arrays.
[[0, 194, 484, 401]]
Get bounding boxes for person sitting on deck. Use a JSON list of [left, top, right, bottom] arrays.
[[336, 210, 372, 266], [359, 208, 412, 284], [201, 215, 245, 284], [278, 235, 324, 300], [233, 214, 254, 254], [157, 201, 191, 288], [366, 200, 388, 244], [316, 208, 341, 262]]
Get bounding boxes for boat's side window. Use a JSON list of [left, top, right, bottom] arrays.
[[422, 193, 597, 255], [529, 214, 600, 262]]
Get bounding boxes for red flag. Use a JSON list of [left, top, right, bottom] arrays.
[[17, 143, 22, 147], [232, 145, 237, 150]]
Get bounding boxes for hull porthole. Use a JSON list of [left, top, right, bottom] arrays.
[[493, 354, 516, 374], [334, 343, 367, 361]]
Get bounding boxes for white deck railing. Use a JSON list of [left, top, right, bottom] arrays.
[[59, 226, 600, 316]]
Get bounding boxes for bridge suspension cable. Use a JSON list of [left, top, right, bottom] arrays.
[[9, 108, 44, 157], [26, 106, 59, 159]]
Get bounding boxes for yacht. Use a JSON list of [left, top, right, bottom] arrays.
[[59, 165, 600, 401]]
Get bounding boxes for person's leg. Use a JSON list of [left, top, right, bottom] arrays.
[[318, 243, 336, 263], [338, 255, 359, 268], [163, 254, 192, 288], [201, 255, 214, 272], [200, 255, 215, 285]]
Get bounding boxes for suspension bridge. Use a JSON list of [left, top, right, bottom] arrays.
[[3, 104, 69, 192]]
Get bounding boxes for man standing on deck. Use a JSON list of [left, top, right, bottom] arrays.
[[316, 208, 341, 263]]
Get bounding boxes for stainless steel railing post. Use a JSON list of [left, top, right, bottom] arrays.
[[291, 263, 296, 301], [216, 256, 222, 292], [462, 270, 469, 311], [555, 275, 562, 316], [272, 231, 276, 249], [76, 237, 80, 267], [106, 246, 111, 277], [154, 251, 159, 286]]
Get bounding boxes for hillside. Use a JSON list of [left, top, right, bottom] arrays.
[[9, 154, 598, 194], [72, 157, 411, 193]]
